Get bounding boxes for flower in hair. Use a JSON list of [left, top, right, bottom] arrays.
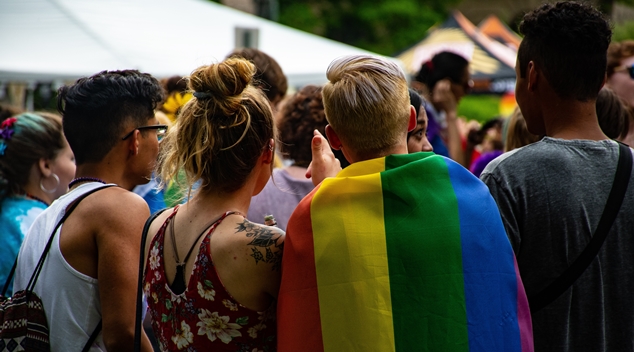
[[0, 141, 6, 156], [425, 60, 434, 71], [0, 117, 16, 145], [0, 128, 13, 140], [193, 91, 213, 100], [0, 117, 17, 129]]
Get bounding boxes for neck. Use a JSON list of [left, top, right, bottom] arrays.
[[22, 184, 52, 205], [542, 99, 609, 141], [183, 186, 253, 222], [73, 163, 132, 190]]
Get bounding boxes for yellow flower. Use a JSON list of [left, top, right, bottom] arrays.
[[222, 299, 239, 311], [197, 281, 216, 301], [196, 309, 242, 344], [171, 321, 193, 349]]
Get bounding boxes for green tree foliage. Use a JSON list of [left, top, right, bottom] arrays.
[[277, 0, 459, 55], [614, 20, 634, 41]]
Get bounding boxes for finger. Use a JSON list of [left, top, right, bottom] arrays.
[[305, 162, 313, 179]]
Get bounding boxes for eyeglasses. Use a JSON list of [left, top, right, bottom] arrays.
[[615, 64, 634, 79], [121, 124, 168, 141]]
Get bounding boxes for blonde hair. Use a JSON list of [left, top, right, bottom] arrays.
[[157, 57, 275, 194], [505, 107, 540, 152], [322, 55, 410, 158]]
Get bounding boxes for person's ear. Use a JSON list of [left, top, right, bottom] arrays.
[[38, 158, 52, 178], [127, 130, 141, 156], [325, 125, 342, 150], [262, 139, 274, 164], [408, 105, 417, 132], [527, 61, 539, 92]]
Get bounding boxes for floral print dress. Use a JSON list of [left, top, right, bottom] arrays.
[[144, 207, 277, 351]]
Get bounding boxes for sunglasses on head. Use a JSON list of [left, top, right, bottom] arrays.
[[121, 124, 168, 141], [615, 64, 634, 79]]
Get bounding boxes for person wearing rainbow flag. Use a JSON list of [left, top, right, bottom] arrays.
[[277, 55, 533, 351]]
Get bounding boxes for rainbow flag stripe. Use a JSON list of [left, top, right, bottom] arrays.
[[278, 153, 533, 352]]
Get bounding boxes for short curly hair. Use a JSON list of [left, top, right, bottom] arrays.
[[517, 1, 611, 101], [277, 85, 327, 166], [607, 40, 634, 78]]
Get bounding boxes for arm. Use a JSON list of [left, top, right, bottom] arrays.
[[433, 79, 466, 167], [96, 190, 154, 352]]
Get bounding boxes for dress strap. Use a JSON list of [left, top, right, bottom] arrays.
[[168, 210, 240, 294]]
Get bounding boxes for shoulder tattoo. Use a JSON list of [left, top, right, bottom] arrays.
[[235, 220, 284, 271]]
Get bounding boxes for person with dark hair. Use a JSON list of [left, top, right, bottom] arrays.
[[0, 112, 75, 295], [227, 48, 288, 111], [480, 2, 634, 351], [596, 87, 630, 140], [143, 57, 282, 351], [406, 88, 433, 153], [413, 51, 472, 165], [13, 70, 164, 351], [248, 85, 328, 230]]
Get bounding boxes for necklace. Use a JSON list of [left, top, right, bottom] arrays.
[[25, 193, 49, 206], [68, 177, 106, 189]]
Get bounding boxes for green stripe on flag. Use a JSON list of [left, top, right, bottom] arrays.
[[382, 153, 469, 351]]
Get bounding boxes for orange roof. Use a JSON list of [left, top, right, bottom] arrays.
[[478, 15, 522, 49]]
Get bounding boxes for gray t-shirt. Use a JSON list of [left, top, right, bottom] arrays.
[[481, 137, 634, 352]]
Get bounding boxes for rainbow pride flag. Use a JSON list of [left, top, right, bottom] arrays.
[[278, 152, 533, 352]]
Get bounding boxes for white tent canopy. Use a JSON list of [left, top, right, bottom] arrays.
[[0, 0, 391, 88]]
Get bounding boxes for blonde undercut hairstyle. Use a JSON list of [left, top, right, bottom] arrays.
[[322, 55, 410, 158], [157, 57, 275, 195]]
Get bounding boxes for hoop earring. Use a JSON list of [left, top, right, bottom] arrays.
[[40, 173, 60, 194]]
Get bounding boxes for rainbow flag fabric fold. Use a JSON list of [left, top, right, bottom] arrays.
[[278, 152, 533, 352]]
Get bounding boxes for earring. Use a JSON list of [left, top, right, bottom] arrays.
[[268, 144, 274, 151], [40, 173, 60, 194]]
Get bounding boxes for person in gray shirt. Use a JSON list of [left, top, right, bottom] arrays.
[[481, 2, 634, 351]]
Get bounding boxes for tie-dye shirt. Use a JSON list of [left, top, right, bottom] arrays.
[[0, 196, 46, 295]]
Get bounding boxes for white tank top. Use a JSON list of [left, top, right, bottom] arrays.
[[14, 182, 112, 351]]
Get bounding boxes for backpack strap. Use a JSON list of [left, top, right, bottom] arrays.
[[81, 320, 102, 352], [24, 184, 116, 293], [529, 143, 632, 313], [134, 208, 167, 352]]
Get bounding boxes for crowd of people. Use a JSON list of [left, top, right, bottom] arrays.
[[1, 1, 633, 351]]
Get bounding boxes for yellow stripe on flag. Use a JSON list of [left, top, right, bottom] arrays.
[[311, 165, 395, 352]]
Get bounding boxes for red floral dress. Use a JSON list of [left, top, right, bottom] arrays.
[[143, 207, 277, 351]]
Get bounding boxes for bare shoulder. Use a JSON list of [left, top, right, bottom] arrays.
[[143, 207, 174, 255], [224, 218, 285, 272], [80, 187, 150, 237]]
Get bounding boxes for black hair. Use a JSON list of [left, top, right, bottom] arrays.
[[517, 1, 612, 101], [57, 70, 164, 164], [407, 88, 423, 139], [414, 51, 469, 91]]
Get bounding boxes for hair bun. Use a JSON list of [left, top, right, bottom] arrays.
[[190, 58, 256, 100]]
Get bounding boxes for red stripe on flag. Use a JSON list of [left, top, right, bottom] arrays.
[[277, 188, 324, 352]]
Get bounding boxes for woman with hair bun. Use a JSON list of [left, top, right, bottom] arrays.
[[0, 112, 76, 294], [143, 57, 282, 351]]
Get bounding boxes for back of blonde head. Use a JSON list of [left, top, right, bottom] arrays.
[[322, 55, 410, 158], [158, 57, 274, 194]]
